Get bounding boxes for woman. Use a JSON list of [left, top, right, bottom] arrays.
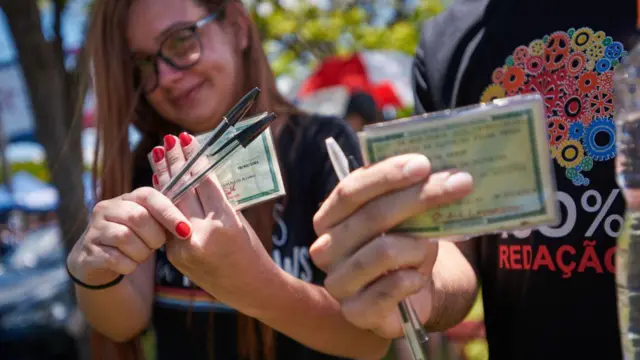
[[66, 0, 472, 359]]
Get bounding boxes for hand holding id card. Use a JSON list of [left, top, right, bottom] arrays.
[[358, 94, 560, 238]]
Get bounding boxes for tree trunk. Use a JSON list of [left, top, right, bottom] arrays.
[[0, 3, 91, 358], [0, 0, 88, 254]]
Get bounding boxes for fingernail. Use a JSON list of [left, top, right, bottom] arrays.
[[164, 135, 177, 151], [152, 147, 165, 163], [179, 132, 193, 147], [403, 156, 430, 179], [175, 222, 192, 238], [152, 174, 159, 186], [444, 172, 473, 192]]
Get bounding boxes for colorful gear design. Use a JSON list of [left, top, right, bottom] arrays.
[[569, 121, 585, 139], [525, 56, 544, 75], [571, 28, 593, 51], [588, 89, 614, 117], [529, 39, 545, 56], [491, 68, 505, 84], [480, 84, 506, 103], [480, 27, 626, 187], [583, 118, 616, 161], [587, 42, 605, 61], [572, 173, 590, 186], [548, 117, 569, 146], [562, 96, 583, 122], [503, 66, 526, 93], [566, 52, 586, 76], [597, 72, 613, 90], [555, 139, 585, 168], [565, 167, 579, 180], [563, 76, 580, 98], [578, 72, 598, 94], [513, 46, 530, 65], [581, 156, 594, 171], [581, 106, 595, 126], [605, 41, 624, 59], [505, 56, 515, 67], [596, 58, 612, 73], [545, 32, 571, 70], [593, 31, 606, 44]]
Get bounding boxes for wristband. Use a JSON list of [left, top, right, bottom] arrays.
[[66, 262, 124, 290]]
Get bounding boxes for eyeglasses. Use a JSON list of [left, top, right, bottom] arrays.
[[132, 10, 222, 93]]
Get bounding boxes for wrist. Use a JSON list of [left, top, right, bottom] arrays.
[[66, 248, 122, 288]]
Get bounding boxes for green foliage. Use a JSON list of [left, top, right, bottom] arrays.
[[249, 0, 444, 77]]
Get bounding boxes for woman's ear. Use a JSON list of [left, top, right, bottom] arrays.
[[226, 1, 249, 52]]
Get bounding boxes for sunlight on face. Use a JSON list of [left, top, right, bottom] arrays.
[[127, 0, 239, 133]]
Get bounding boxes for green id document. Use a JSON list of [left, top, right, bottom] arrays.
[[359, 94, 559, 237], [195, 115, 286, 210]]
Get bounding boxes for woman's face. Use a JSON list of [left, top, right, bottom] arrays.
[[127, 0, 244, 133]]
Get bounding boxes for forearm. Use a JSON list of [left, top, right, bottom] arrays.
[[424, 241, 479, 332], [203, 257, 390, 359], [258, 274, 389, 359], [71, 257, 154, 342]]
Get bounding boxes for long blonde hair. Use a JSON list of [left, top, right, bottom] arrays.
[[85, 0, 298, 359]]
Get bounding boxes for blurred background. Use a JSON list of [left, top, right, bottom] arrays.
[[0, 0, 487, 359]]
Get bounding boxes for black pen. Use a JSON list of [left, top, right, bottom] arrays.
[[169, 112, 277, 203], [161, 87, 261, 195]]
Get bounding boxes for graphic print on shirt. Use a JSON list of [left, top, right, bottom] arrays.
[[271, 203, 314, 282], [480, 28, 626, 279]]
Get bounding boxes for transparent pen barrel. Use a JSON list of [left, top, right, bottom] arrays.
[[398, 298, 429, 360], [166, 141, 242, 204]]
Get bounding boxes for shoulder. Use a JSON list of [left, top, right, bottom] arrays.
[[413, 0, 490, 111]]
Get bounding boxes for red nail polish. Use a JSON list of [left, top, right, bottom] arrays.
[[164, 135, 177, 151], [175, 222, 192, 238], [152, 174, 159, 186], [152, 147, 165, 163], [179, 132, 192, 147]]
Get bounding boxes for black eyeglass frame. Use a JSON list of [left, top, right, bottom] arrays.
[[133, 9, 224, 93]]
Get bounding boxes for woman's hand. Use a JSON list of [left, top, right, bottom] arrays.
[[67, 182, 193, 287], [151, 133, 273, 310], [309, 154, 474, 339]]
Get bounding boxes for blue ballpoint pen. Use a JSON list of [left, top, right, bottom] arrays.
[[325, 137, 429, 360]]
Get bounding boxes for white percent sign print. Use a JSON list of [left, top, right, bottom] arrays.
[[502, 190, 623, 240], [581, 189, 623, 238]]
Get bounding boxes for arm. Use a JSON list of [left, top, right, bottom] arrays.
[[249, 120, 387, 359], [238, 259, 390, 359], [423, 239, 479, 332], [68, 247, 155, 343]]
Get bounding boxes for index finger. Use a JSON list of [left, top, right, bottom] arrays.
[[122, 187, 193, 239], [313, 154, 432, 235]]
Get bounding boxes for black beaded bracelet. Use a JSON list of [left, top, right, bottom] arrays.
[[66, 262, 124, 290]]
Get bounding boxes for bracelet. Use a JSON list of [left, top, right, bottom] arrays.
[[66, 262, 125, 290]]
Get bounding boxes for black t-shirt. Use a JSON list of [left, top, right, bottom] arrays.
[[413, 1, 637, 359], [132, 114, 363, 360]]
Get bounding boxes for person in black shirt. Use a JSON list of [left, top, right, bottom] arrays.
[[343, 91, 379, 132], [312, 1, 636, 359], [64, 0, 474, 359]]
